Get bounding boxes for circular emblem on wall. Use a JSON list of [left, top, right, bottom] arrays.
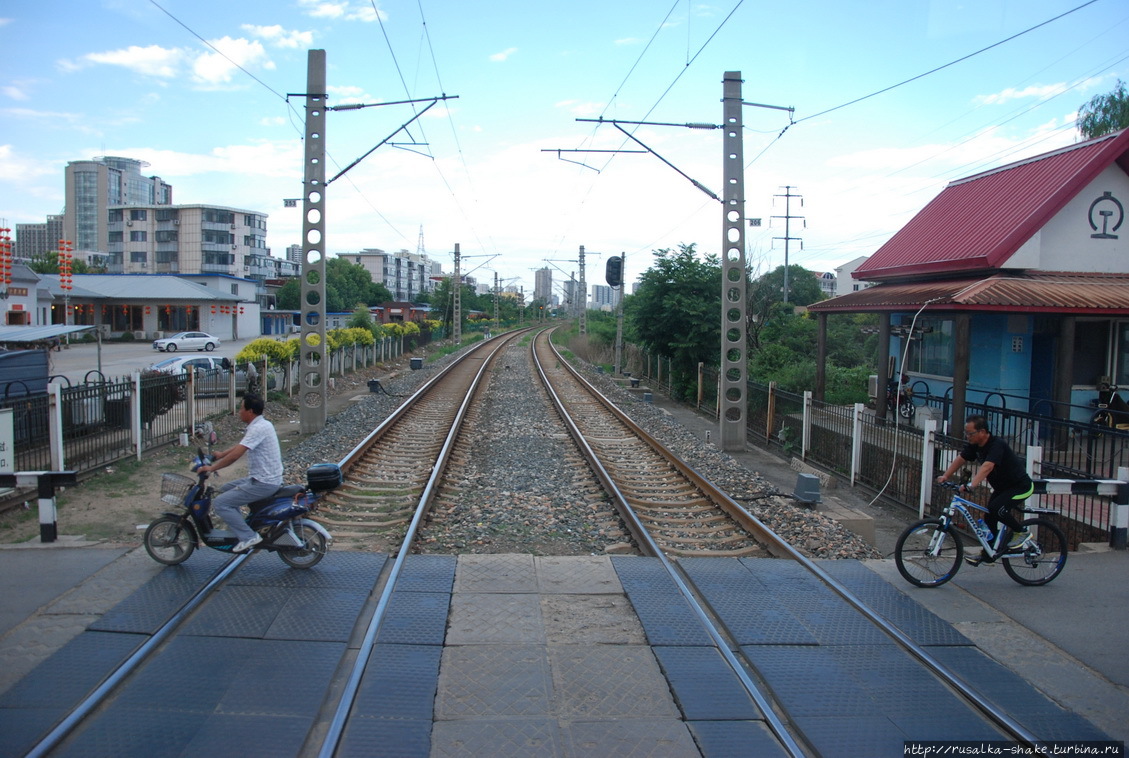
[[1088, 191, 1124, 239]]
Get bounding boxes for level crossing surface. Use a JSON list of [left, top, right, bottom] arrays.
[[0, 549, 1121, 757]]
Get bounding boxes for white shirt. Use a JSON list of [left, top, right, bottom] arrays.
[[240, 415, 283, 486]]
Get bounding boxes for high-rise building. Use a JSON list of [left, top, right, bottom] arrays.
[[14, 214, 65, 261], [64, 157, 173, 253], [590, 283, 615, 309], [346, 248, 440, 301], [534, 266, 552, 303], [286, 244, 302, 265], [106, 204, 273, 279]]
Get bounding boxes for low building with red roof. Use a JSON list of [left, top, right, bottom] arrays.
[[809, 128, 1129, 431]]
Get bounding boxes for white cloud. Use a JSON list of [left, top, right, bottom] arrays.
[[974, 83, 1070, 106], [0, 145, 59, 183], [614, 37, 642, 46], [77, 45, 187, 78], [296, 0, 384, 22], [489, 47, 518, 63], [3, 85, 29, 101], [241, 24, 315, 49], [192, 37, 273, 87]]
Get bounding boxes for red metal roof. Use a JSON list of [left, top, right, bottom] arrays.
[[809, 271, 1129, 315], [855, 128, 1129, 281]]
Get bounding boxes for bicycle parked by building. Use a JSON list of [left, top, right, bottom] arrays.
[[894, 482, 1067, 587]]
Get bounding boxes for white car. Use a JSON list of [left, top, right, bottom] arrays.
[[152, 331, 221, 352], [146, 355, 266, 396]]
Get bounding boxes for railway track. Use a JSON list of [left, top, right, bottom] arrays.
[[533, 330, 769, 557], [14, 329, 1047, 756]]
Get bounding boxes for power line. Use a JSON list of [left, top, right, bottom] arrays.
[[794, 0, 1102, 124]]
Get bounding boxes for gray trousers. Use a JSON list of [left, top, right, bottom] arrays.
[[212, 477, 280, 541]]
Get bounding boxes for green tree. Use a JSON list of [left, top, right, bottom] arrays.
[[747, 265, 825, 351], [29, 251, 91, 275], [1078, 80, 1129, 139], [273, 259, 392, 312], [624, 243, 721, 399]]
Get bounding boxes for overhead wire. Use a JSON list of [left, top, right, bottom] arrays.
[[546, 0, 746, 262]]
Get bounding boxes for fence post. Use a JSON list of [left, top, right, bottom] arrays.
[[133, 372, 142, 461], [1114, 466, 1128, 550], [187, 371, 197, 437], [766, 382, 777, 443], [802, 391, 812, 460], [48, 381, 65, 471], [851, 403, 864, 486], [1026, 445, 1044, 512], [919, 419, 937, 518]]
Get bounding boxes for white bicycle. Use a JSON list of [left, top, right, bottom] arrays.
[[895, 482, 1068, 587]]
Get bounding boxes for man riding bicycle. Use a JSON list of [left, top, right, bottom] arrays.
[[936, 415, 1034, 566]]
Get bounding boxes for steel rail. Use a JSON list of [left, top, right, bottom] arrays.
[[532, 331, 808, 757], [317, 332, 523, 758], [541, 331, 1040, 749], [26, 554, 249, 757]]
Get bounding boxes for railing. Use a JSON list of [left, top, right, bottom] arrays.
[[1, 336, 408, 498], [629, 351, 1124, 549]]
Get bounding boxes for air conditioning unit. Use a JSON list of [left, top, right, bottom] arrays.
[[126, 221, 133, 226], [173, 220, 179, 225], [230, 224, 236, 230]]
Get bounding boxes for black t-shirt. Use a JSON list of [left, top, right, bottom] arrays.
[[960, 435, 1031, 491]]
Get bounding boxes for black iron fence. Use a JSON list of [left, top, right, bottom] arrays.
[[628, 350, 1125, 549], [1, 336, 405, 497]]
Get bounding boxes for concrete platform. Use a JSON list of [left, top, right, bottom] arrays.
[[1, 550, 1125, 756]]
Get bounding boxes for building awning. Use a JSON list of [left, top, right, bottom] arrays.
[[808, 271, 1129, 315], [0, 325, 95, 344]]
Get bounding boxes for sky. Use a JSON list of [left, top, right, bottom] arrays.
[[2, 0, 1128, 297]]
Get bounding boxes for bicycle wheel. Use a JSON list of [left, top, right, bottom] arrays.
[[278, 521, 328, 569], [144, 515, 196, 565], [1002, 517, 1067, 586], [895, 519, 963, 587], [898, 400, 916, 419]]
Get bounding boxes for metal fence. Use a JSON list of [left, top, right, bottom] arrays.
[[1, 336, 406, 497], [630, 350, 1123, 549]]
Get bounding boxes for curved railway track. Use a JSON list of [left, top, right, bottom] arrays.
[[18, 328, 1045, 757]]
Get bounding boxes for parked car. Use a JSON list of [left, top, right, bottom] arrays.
[[146, 355, 270, 396], [152, 331, 221, 352]]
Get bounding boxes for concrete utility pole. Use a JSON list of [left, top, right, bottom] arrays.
[[578, 245, 587, 336], [772, 186, 804, 304], [614, 253, 625, 375], [453, 243, 461, 344], [300, 49, 329, 434], [719, 71, 748, 452]]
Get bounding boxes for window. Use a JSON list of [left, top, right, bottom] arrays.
[[129, 209, 147, 221], [1117, 323, 1129, 387], [108, 209, 123, 222], [130, 251, 147, 263], [906, 316, 954, 376], [155, 230, 178, 243], [129, 231, 147, 242], [108, 231, 123, 243], [203, 230, 233, 245]]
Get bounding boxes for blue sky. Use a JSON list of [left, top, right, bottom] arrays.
[[2, 0, 1127, 295]]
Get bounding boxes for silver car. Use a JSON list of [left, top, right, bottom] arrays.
[[152, 331, 221, 352]]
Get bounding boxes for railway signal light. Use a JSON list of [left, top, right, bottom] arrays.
[[605, 256, 623, 288]]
